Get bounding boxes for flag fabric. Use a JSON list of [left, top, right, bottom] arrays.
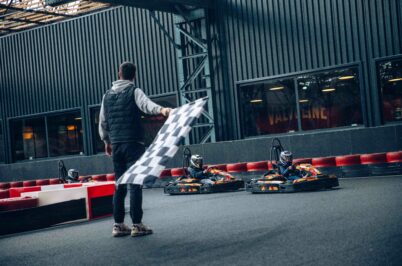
[[117, 97, 208, 185]]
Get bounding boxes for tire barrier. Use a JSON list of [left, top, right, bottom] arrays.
[[245, 161, 269, 182], [9, 186, 42, 198], [36, 179, 50, 186], [49, 178, 61, 185], [336, 155, 369, 178], [10, 181, 23, 188], [79, 175, 92, 182], [87, 183, 115, 219], [247, 161, 269, 172], [92, 174, 107, 182], [226, 163, 247, 173], [171, 168, 186, 177], [386, 151, 402, 174], [209, 164, 227, 172], [2, 151, 401, 194], [0, 189, 9, 199], [386, 151, 402, 163], [293, 158, 313, 165], [312, 157, 342, 176], [0, 197, 38, 212], [0, 198, 86, 236], [23, 180, 37, 187], [0, 182, 11, 189], [267, 161, 273, 170], [0, 182, 116, 235], [106, 174, 116, 182], [361, 153, 399, 176], [152, 169, 174, 188], [312, 157, 336, 167], [227, 163, 247, 179]]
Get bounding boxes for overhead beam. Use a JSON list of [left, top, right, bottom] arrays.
[[0, 17, 48, 25], [95, 0, 212, 13], [0, 27, 19, 32], [0, 4, 76, 17]]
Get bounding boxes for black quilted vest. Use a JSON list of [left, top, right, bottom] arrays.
[[103, 85, 144, 144]]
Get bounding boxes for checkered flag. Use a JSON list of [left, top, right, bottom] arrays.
[[117, 97, 208, 185]]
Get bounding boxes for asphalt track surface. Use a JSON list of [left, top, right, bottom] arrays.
[[1, 176, 402, 266]]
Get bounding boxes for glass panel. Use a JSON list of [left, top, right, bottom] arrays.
[[47, 112, 83, 156], [239, 79, 298, 138], [378, 58, 402, 122], [10, 118, 48, 161], [0, 122, 4, 162], [297, 67, 362, 130]]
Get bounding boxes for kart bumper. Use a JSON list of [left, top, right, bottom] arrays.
[[246, 177, 339, 193]]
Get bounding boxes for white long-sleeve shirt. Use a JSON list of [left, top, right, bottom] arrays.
[[98, 80, 162, 144]]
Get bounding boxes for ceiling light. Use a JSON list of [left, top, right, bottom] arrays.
[[299, 99, 309, 103], [269, 86, 284, 91], [388, 77, 402, 82], [74, 117, 82, 120], [322, 88, 336, 92], [250, 99, 263, 103], [338, 76, 354, 80]]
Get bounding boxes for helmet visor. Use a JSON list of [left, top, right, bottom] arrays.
[[194, 158, 203, 168]]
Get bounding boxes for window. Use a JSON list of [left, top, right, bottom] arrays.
[[297, 67, 362, 130], [9, 110, 83, 162], [10, 118, 48, 161], [239, 79, 298, 137], [377, 58, 402, 123], [47, 111, 83, 157], [0, 122, 4, 163], [92, 93, 177, 153], [238, 66, 363, 138]]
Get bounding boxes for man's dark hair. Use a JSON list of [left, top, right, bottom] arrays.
[[119, 62, 136, 80]]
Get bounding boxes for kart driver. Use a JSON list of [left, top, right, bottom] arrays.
[[278, 151, 301, 180], [66, 169, 80, 183], [188, 154, 214, 184]]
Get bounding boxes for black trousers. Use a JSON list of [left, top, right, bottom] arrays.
[[112, 142, 145, 224]]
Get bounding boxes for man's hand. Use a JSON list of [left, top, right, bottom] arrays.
[[105, 143, 112, 156], [160, 107, 172, 117]]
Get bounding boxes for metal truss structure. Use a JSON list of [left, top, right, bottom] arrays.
[[0, 0, 111, 36], [150, 7, 216, 144]]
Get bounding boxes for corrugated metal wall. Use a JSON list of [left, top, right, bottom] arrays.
[[1, 0, 402, 160], [0, 6, 178, 161], [211, 0, 402, 140], [1, 6, 177, 115]]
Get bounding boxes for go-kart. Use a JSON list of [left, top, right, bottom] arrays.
[[246, 138, 339, 193], [246, 163, 339, 193], [164, 149, 244, 195]]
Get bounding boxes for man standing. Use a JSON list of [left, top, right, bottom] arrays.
[[99, 62, 171, 237]]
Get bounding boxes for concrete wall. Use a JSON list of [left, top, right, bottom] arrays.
[[1, 124, 400, 182]]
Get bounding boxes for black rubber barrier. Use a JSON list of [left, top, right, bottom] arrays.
[[340, 165, 370, 178], [0, 199, 87, 236], [368, 163, 401, 176], [316, 166, 343, 176], [90, 196, 113, 219]]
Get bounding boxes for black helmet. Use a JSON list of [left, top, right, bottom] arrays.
[[190, 154, 203, 168], [279, 151, 293, 164], [67, 169, 79, 181]]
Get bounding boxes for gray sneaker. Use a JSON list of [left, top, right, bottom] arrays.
[[131, 223, 153, 237], [112, 223, 131, 237]]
